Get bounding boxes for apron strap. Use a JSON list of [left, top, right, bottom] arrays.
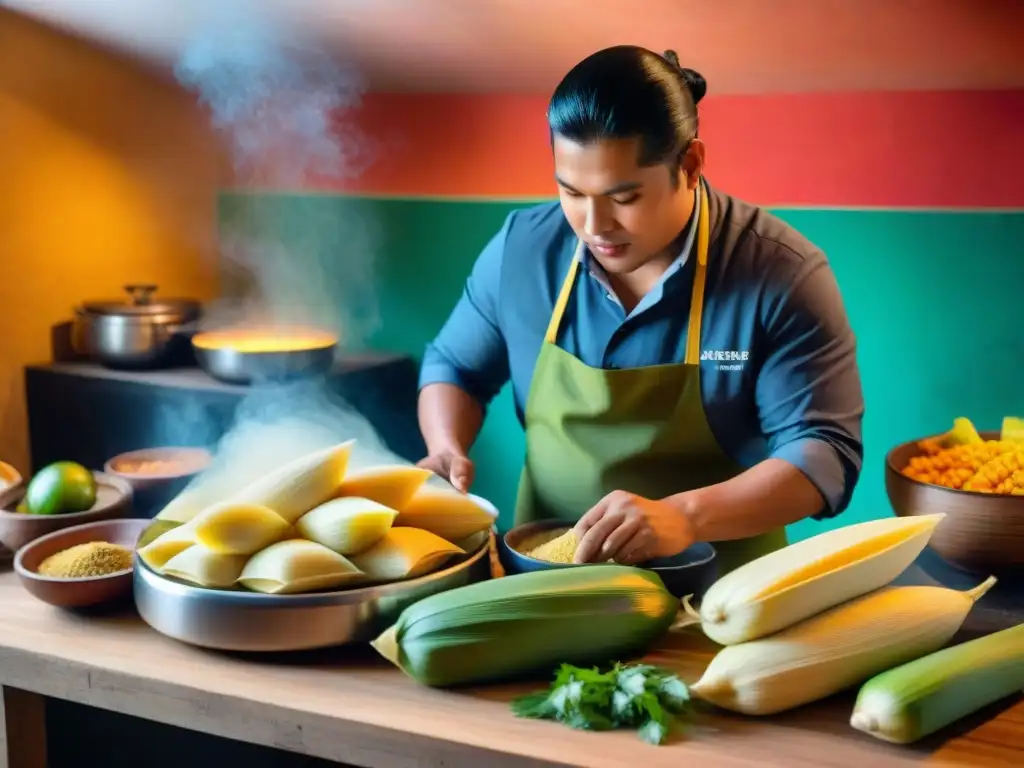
[[544, 244, 583, 344], [684, 182, 710, 365], [544, 182, 711, 356]]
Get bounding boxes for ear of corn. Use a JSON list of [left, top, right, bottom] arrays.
[[696, 514, 944, 645], [371, 565, 679, 687], [690, 577, 997, 716], [192, 503, 291, 555], [851, 621, 1024, 744]]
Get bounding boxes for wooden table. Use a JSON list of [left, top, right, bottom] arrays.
[[0, 568, 1021, 768]]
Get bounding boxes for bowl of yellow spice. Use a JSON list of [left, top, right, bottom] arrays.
[[14, 518, 151, 608], [501, 520, 718, 599]]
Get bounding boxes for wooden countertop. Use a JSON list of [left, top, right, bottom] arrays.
[[0, 570, 1021, 768]]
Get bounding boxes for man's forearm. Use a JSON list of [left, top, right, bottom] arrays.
[[417, 383, 485, 456], [665, 458, 827, 542]]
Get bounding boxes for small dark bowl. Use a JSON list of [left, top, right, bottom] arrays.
[[14, 518, 151, 608], [501, 520, 718, 599], [0, 472, 134, 552], [886, 430, 1024, 574]]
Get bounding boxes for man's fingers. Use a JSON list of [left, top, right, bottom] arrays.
[[448, 455, 474, 493], [574, 508, 624, 563], [598, 515, 642, 562], [573, 494, 614, 539], [416, 454, 473, 493], [613, 528, 652, 566]]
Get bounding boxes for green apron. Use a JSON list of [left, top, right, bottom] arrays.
[[513, 182, 787, 575]]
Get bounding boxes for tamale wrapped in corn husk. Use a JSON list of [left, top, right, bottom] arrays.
[[371, 565, 679, 687]]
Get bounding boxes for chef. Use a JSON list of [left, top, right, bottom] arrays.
[[416, 45, 864, 573]]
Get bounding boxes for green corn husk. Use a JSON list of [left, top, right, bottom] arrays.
[[851, 622, 1024, 744], [371, 565, 679, 688]]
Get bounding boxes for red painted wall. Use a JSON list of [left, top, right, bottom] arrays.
[[235, 90, 1024, 209]]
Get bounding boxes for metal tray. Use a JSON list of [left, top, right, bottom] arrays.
[[134, 532, 493, 652]]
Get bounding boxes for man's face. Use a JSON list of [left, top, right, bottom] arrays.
[[553, 135, 700, 276]]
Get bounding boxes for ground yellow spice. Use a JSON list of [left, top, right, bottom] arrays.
[[525, 529, 579, 564], [38, 541, 133, 578]]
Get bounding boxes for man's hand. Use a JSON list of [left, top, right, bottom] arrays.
[[416, 451, 475, 493], [572, 490, 695, 565]]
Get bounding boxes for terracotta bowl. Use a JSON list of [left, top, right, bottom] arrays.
[[14, 518, 151, 608], [0, 472, 134, 552], [885, 430, 1024, 574], [103, 447, 212, 492]]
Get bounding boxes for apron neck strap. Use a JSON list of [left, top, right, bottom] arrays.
[[544, 181, 711, 362]]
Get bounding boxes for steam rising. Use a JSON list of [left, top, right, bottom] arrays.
[[157, 3, 415, 497], [173, 5, 369, 184]]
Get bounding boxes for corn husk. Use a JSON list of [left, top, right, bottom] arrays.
[[692, 513, 944, 645], [237, 539, 363, 595], [851, 621, 1024, 744], [691, 576, 997, 715], [394, 486, 495, 541], [349, 527, 463, 582], [137, 520, 199, 570], [192, 503, 291, 555], [214, 441, 354, 524], [333, 465, 432, 510], [161, 544, 248, 588], [294, 497, 397, 555], [372, 565, 679, 687]]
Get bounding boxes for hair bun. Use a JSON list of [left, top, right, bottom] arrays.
[[679, 67, 707, 104], [661, 50, 707, 104]]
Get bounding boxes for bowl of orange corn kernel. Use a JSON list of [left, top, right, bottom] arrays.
[[885, 416, 1024, 575]]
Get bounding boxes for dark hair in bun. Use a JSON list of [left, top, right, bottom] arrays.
[[548, 45, 707, 168]]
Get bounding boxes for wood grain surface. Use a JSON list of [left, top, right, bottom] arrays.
[[0, 568, 1020, 768]]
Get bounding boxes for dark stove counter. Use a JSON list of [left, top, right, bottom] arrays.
[[24, 358, 427, 515]]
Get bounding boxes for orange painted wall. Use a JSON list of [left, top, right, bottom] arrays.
[[0, 11, 222, 474]]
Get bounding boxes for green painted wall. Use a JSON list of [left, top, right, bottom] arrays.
[[220, 193, 1024, 540]]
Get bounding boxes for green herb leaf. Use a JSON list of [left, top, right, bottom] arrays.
[[509, 662, 693, 745]]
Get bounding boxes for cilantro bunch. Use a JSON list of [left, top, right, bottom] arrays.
[[510, 662, 692, 745]]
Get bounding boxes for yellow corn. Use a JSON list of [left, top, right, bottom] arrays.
[[692, 514, 944, 646], [690, 577, 997, 716], [851, 622, 1024, 744], [963, 449, 1024, 493]]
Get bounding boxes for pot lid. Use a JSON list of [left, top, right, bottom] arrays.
[[81, 284, 201, 320]]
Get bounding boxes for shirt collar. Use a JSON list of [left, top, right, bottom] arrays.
[[576, 186, 701, 313]]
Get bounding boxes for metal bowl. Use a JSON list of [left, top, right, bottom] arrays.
[[885, 430, 1024, 574], [134, 533, 493, 652], [192, 333, 336, 385], [501, 519, 719, 599]]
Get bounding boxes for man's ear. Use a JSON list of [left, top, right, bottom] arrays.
[[680, 139, 706, 189]]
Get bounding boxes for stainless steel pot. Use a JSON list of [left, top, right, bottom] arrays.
[[75, 285, 201, 369]]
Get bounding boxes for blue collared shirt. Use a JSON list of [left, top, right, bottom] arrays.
[[420, 185, 865, 518]]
